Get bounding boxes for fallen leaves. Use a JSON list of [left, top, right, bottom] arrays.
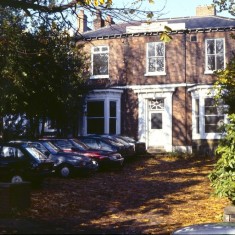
[[2, 155, 231, 234]]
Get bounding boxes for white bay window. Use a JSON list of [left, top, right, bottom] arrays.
[[190, 86, 227, 139]]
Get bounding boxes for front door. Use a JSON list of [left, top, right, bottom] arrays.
[[148, 98, 165, 148]]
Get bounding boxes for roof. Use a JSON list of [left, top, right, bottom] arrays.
[[77, 16, 235, 41]]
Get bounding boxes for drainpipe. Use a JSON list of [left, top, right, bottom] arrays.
[[184, 31, 188, 152]]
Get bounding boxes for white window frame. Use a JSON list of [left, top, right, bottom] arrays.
[[90, 45, 109, 79], [82, 89, 123, 135], [145, 42, 166, 76], [205, 38, 225, 74], [190, 85, 228, 140]]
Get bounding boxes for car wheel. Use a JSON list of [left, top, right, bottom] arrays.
[[59, 164, 72, 178], [11, 175, 24, 183]]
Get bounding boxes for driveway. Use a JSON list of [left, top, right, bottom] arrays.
[[0, 154, 229, 234]]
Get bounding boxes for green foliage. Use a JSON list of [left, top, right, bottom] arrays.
[[209, 114, 235, 204], [0, 7, 90, 137], [213, 55, 235, 114]]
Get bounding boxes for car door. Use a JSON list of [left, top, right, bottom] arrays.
[[0, 146, 28, 180]]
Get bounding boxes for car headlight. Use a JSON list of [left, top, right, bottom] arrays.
[[92, 160, 99, 166], [109, 153, 122, 160]]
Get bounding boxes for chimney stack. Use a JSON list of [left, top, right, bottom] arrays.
[[93, 10, 104, 30], [105, 15, 114, 27], [196, 5, 216, 16], [77, 10, 88, 33]]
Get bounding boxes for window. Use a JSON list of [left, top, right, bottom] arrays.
[[195, 98, 199, 134], [204, 98, 225, 133], [191, 87, 227, 140], [87, 101, 105, 134], [87, 100, 118, 134], [149, 99, 164, 129], [190, 35, 197, 42], [84, 90, 122, 135], [109, 101, 116, 134], [205, 38, 225, 72], [146, 42, 165, 75], [91, 46, 109, 79]]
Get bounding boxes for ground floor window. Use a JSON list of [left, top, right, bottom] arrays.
[[84, 89, 122, 135], [87, 101, 105, 134], [190, 85, 227, 139]]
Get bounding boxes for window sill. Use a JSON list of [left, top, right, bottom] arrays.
[[90, 75, 109, 79], [204, 70, 215, 75], [144, 72, 166, 76], [192, 132, 223, 140]]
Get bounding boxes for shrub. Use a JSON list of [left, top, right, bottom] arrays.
[[209, 114, 235, 205]]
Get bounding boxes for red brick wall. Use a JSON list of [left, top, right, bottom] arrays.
[[80, 29, 235, 142]]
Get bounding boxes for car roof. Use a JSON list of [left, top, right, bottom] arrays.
[[172, 222, 235, 234]]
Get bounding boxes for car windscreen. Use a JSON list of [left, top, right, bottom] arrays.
[[41, 141, 60, 154], [25, 147, 48, 161], [70, 139, 89, 150], [104, 138, 124, 147]]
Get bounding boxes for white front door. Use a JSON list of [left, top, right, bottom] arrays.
[[148, 98, 165, 148]]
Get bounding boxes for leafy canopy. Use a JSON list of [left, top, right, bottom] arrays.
[[0, 7, 89, 137]]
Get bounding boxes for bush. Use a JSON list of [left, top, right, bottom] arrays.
[[209, 114, 235, 205]]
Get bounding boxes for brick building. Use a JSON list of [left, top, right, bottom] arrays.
[[76, 5, 235, 154]]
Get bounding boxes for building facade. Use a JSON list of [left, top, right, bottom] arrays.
[[76, 6, 235, 154]]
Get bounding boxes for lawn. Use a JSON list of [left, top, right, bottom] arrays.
[[0, 154, 230, 234]]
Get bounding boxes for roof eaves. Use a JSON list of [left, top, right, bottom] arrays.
[[81, 26, 235, 41]]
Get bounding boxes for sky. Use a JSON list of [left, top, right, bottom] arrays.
[[77, 0, 232, 31], [111, 0, 231, 19]]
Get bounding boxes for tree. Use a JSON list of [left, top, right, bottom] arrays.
[[208, 44, 235, 204], [0, 8, 89, 139], [0, 0, 172, 41], [213, 0, 235, 16], [0, 0, 162, 26], [209, 114, 235, 204]]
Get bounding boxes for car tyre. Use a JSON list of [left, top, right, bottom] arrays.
[[11, 175, 24, 183], [59, 164, 72, 178]]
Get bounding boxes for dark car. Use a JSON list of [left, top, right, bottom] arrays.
[[44, 138, 124, 170], [113, 135, 147, 155], [91, 134, 136, 159], [0, 142, 54, 184], [77, 135, 134, 159], [10, 140, 99, 178]]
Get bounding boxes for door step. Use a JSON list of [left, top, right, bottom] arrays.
[[147, 147, 166, 154]]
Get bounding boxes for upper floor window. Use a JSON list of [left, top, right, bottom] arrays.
[[146, 42, 165, 76], [205, 38, 225, 73], [91, 46, 109, 79]]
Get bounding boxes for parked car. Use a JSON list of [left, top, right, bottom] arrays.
[[101, 134, 146, 155], [79, 135, 135, 159], [96, 134, 136, 159], [172, 222, 235, 234], [10, 140, 99, 178], [77, 135, 133, 160], [0, 142, 54, 184], [43, 138, 124, 170], [113, 135, 147, 155]]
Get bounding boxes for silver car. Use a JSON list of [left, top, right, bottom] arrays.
[[172, 222, 235, 235]]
